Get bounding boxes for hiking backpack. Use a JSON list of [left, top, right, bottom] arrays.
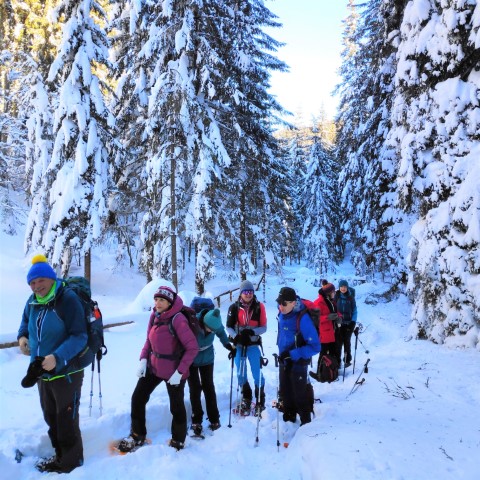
[[63, 276, 107, 369], [153, 306, 201, 340], [294, 299, 320, 346], [317, 353, 339, 383]]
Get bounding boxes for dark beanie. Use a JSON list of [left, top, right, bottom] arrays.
[[153, 286, 176, 303], [276, 286, 297, 303], [321, 283, 335, 295], [27, 254, 57, 284], [339, 279, 349, 288]]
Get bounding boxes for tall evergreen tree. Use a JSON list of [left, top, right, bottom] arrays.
[[40, 0, 115, 273], [300, 134, 340, 275], [390, 0, 480, 345]]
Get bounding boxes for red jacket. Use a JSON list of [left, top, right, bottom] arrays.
[[312, 294, 336, 344]]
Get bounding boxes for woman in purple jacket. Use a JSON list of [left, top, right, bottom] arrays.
[[117, 286, 199, 452]]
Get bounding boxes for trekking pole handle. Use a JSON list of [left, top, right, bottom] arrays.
[[273, 353, 279, 368]]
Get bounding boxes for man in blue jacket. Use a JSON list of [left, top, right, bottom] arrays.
[[17, 254, 87, 474], [276, 287, 320, 425]]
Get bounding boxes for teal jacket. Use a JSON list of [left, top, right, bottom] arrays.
[[192, 310, 231, 367]]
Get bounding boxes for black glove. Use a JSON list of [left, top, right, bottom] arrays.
[[21, 356, 46, 388], [240, 329, 254, 344], [228, 346, 237, 360], [279, 350, 291, 363], [233, 334, 241, 345], [353, 325, 359, 336]]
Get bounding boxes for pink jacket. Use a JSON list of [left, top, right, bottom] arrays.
[[140, 296, 199, 380]]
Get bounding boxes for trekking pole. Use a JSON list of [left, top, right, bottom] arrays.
[[273, 353, 280, 452], [228, 352, 235, 428], [88, 360, 95, 417], [352, 326, 359, 374], [342, 358, 346, 382], [348, 358, 370, 397], [254, 356, 267, 447], [96, 350, 103, 417], [235, 346, 247, 416]]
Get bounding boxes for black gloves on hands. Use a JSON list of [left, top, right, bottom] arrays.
[[226, 343, 236, 359], [21, 356, 46, 388], [279, 350, 291, 364]]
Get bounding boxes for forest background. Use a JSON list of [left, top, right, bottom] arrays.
[[0, 0, 479, 349]]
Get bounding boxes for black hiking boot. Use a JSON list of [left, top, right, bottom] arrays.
[[240, 398, 252, 416], [208, 422, 221, 431], [117, 434, 146, 453], [35, 455, 62, 473], [168, 439, 185, 451], [191, 423, 203, 436]]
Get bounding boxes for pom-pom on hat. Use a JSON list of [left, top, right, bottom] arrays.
[[339, 279, 349, 288], [204, 308, 222, 331], [321, 283, 336, 296], [239, 280, 254, 293], [27, 254, 57, 285], [153, 286, 176, 303]]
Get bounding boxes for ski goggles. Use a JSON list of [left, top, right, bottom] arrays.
[[241, 290, 254, 295]]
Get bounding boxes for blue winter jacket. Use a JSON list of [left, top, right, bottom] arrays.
[[277, 298, 321, 362], [335, 291, 357, 324], [17, 280, 88, 377]]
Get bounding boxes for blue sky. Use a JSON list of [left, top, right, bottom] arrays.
[[266, 0, 349, 122]]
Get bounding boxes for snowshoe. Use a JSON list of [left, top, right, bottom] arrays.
[[168, 439, 185, 450], [110, 436, 150, 455], [35, 455, 62, 473], [208, 422, 221, 431], [190, 423, 205, 439]]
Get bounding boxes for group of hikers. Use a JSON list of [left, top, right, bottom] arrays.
[[17, 254, 357, 473]]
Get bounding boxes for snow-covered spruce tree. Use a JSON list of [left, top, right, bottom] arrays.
[[23, 1, 62, 252], [213, 0, 289, 281], [390, 0, 480, 346], [41, 0, 115, 275], [335, 0, 410, 285], [136, 0, 234, 287], [108, 0, 157, 268], [299, 134, 340, 275], [0, 0, 33, 233]]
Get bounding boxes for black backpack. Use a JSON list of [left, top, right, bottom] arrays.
[[153, 305, 201, 339], [294, 299, 320, 346], [318, 354, 339, 383], [63, 276, 107, 369]]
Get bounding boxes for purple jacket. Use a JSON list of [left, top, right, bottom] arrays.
[[140, 296, 199, 380]]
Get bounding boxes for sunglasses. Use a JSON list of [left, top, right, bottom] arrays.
[[241, 290, 254, 295], [277, 300, 293, 307]]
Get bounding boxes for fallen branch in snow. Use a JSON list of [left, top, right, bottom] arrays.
[[0, 320, 135, 350], [439, 446, 453, 461], [378, 378, 415, 399]]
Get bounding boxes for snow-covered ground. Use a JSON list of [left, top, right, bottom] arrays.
[[1, 229, 479, 479]]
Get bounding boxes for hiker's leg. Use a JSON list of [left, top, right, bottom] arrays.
[[291, 365, 311, 425], [166, 380, 187, 443], [187, 365, 204, 424], [247, 346, 263, 388], [131, 370, 162, 437], [200, 363, 220, 424]]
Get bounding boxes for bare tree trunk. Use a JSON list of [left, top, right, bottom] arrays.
[[170, 146, 178, 291], [84, 249, 91, 282]]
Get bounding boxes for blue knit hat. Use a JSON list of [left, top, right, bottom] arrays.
[[339, 280, 349, 288], [27, 254, 57, 284], [190, 296, 215, 314]]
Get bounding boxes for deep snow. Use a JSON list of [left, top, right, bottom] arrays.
[[0, 229, 479, 480]]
